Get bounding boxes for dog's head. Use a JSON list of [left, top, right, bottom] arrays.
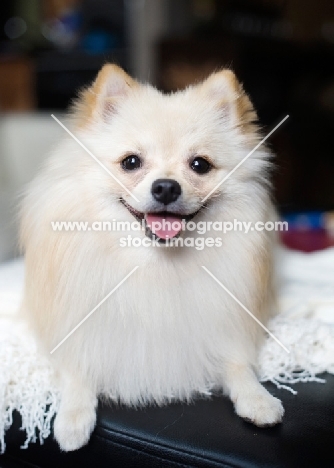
[[73, 64, 270, 241]]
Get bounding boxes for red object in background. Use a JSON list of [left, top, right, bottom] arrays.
[[280, 229, 334, 253]]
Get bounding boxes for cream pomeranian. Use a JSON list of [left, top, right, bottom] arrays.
[[20, 64, 284, 451]]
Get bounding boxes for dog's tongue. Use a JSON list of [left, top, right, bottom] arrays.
[[145, 214, 183, 240]]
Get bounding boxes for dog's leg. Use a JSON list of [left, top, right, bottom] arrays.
[[222, 362, 284, 426], [53, 372, 97, 451]]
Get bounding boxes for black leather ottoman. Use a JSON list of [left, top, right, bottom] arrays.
[[2, 374, 333, 467]]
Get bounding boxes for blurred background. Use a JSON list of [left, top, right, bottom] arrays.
[[0, 0, 334, 261]]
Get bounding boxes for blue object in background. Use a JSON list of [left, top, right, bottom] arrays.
[[81, 30, 119, 54], [283, 212, 325, 230]]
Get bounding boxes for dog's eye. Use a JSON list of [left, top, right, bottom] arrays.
[[121, 155, 141, 171], [190, 157, 212, 175]]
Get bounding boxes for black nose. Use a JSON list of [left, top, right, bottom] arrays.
[[151, 179, 182, 205]]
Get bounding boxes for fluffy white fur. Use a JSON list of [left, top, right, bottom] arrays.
[[20, 65, 283, 451]]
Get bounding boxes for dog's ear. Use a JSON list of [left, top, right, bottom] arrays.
[[93, 64, 138, 118], [201, 70, 257, 131], [73, 64, 138, 126]]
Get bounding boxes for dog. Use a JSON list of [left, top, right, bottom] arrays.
[[20, 64, 284, 451]]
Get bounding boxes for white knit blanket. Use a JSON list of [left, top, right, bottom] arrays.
[[1, 249, 334, 453]]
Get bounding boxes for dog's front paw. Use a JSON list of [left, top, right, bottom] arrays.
[[53, 406, 96, 451], [234, 391, 284, 427]]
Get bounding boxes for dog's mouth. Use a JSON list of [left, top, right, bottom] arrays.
[[120, 198, 202, 242]]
